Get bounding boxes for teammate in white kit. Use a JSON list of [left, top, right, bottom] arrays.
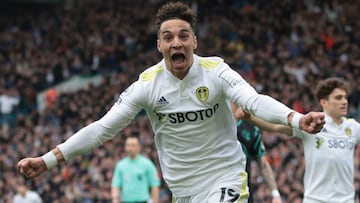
[[17, 2, 325, 203], [235, 77, 360, 203]]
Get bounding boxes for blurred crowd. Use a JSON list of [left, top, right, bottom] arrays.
[[0, 0, 359, 202]]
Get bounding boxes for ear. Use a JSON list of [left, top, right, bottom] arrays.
[[319, 99, 327, 108], [157, 39, 161, 53], [193, 35, 198, 49]]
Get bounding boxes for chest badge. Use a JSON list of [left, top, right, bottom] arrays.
[[196, 86, 209, 102], [315, 137, 324, 149], [345, 127, 352, 137]]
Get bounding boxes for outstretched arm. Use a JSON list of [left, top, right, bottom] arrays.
[[18, 147, 65, 178], [231, 103, 292, 136], [18, 81, 144, 179], [223, 68, 325, 134], [248, 113, 293, 136]]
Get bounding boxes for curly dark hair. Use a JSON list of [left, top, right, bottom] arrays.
[[315, 77, 351, 100], [155, 1, 197, 35]]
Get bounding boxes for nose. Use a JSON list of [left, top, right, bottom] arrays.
[[342, 97, 348, 104], [172, 37, 182, 48]]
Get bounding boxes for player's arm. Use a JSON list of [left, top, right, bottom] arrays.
[[42, 147, 65, 168], [231, 103, 292, 136], [17, 147, 65, 178], [18, 82, 145, 178], [256, 156, 282, 203], [247, 113, 292, 136], [223, 67, 324, 133]]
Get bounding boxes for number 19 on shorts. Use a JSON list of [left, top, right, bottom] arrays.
[[219, 187, 240, 202]]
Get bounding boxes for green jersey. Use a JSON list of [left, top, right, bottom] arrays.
[[111, 155, 160, 202], [237, 120, 265, 160], [236, 119, 266, 203]]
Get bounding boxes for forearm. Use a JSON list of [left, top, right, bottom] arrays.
[[57, 121, 114, 161], [111, 187, 121, 203], [247, 114, 293, 136], [41, 147, 65, 169], [258, 157, 278, 192], [42, 121, 116, 168], [151, 187, 160, 203], [243, 94, 324, 134], [240, 94, 294, 126], [58, 103, 138, 161]]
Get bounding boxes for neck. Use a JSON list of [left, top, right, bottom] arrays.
[[325, 112, 343, 125], [129, 154, 138, 160], [166, 64, 190, 80], [173, 69, 189, 80], [332, 116, 343, 125]]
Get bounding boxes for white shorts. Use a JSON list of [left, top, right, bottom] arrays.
[[173, 171, 249, 203]]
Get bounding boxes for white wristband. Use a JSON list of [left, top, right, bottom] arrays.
[[290, 112, 302, 128], [42, 151, 58, 169], [272, 189, 280, 197]]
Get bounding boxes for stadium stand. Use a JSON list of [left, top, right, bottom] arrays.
[[0, 0, 359, 202]]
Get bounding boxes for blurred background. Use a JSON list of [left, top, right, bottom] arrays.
[[0, 0, 359, 202]]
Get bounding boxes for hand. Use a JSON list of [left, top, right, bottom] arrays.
[[299, 111, 325, 134], [272, 196, 282, 203], [234, 107, 250, 121], [18, 157, 47, 178], [112, 199, 120, 203]]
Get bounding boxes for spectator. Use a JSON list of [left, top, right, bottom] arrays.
[[13, 182, 43, 203], [0, 0, 359, 202], [0, 87, 20, 127]]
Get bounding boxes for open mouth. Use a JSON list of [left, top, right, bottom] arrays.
[[171, 53, 186, 63]]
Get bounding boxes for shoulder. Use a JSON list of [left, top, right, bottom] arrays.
[[13, 195, 20, 200], [116, 158, 129, 166], [139, 62, 165, 82], [344, 117, 360, 125], [28, 190, 41, 197], [197, 55, 225, 71], [138, 155, 151, 162], [343, 118, 360, 135], [139, 155, 155, 166]]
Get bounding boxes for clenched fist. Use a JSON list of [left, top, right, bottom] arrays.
[[18, 157, 47, 178]]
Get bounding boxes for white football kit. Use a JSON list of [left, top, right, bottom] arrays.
[[13, 190, 43, 203], [293, 114, 360, 203], [57, 54, 295, 198]]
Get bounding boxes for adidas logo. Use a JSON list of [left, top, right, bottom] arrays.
[[321, 128, 327, 133], [156, 96, 169, 105]]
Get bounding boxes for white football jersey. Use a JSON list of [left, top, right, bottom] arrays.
[[293, 114, 360, 203], [58, 54, 294, 196]]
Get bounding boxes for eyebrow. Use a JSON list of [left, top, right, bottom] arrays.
[[160, 28, 192, 35]]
